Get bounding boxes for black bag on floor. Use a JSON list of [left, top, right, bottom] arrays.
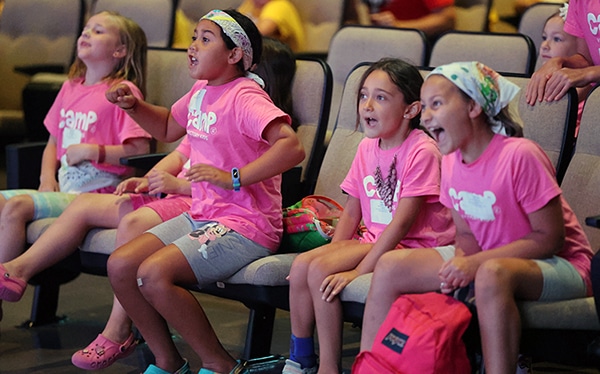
[[235, 355, 286, 373]]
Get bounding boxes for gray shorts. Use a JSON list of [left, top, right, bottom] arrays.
[[433, 246, 586, 301], [534, 256, 586, 301], [147, 213, 271, 285]]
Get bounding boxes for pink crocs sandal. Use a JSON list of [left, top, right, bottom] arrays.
[[0, 264, 27, 302], [71, 332, 137, 370]]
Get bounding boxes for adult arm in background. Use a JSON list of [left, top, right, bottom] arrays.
[[526, 51, 598, 105], [370, 5, 456, 37]]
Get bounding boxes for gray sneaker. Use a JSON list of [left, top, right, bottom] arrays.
[[281, 359, 317, 374]]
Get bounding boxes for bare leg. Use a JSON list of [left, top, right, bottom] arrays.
[[475, 258, 542, 374], [0, 195, 36, 263], [309, 242, 369, 374], [99, 206, 163, 344], [2, 193, 129, 281], [109, 234, 238, 373], [287, 241, 370, 374], [359, 248, 445, 351], [108, 234, 190, 373]]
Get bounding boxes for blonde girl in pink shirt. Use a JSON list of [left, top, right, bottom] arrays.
[[359, 61, 592, 374], [0, 11, 150, 318], [284, 58, 454, 374]]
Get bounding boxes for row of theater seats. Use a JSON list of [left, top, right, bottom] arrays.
[[9, 41, 600, 367], [0, 0, 558, 141], [17, 23, 547, 148], [0, 0, 346, 142]]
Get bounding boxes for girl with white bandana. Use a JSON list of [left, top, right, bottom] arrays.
[[105, 9, 304, 374], [359, 61, 592, 373]]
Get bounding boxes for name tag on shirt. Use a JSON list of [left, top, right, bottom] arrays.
[[371, 199, 392, 224]]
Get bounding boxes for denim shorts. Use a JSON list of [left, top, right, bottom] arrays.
[[147, 213, 271, 285]]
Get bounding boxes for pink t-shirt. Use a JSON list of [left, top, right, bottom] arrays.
[[440, 135, 593, 294], [382, 0, 454, 20], [173, 135, 191, 180], [340, 129, 455, 248], [44, 79, 151, 175], [564, 0, 600, 66], [171, 77, 291, 251]]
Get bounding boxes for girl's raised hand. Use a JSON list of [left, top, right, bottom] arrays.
[[320, 269, 359, 302], [105, 82, 137, 110], [115, 177, 148, 195], [185, 163, 232, 190]]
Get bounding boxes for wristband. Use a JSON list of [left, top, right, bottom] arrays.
[[97, 145, 106, 164], [231, 167, 241, 192]]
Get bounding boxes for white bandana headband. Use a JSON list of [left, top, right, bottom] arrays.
[[559, 2, 569, 21], [201, 9, 254, 71], [427, 61, 520, 133]]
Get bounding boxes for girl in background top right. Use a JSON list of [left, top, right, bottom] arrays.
[[538, 3, 591, 134], [526, 0, 597, 106]]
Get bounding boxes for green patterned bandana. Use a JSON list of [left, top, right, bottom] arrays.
[[427, 61, 519, 121]]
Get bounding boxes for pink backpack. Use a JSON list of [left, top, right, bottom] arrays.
[[352, 292, 472, 374]]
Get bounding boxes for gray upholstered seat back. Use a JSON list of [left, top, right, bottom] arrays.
[[292, 59, 332, 187], [0, 0, 84, 136], [509, 75, 577, 184], [561, 85, 600, 251], [92, 0, 176, 47], [146, 48, 195, 153], [429, 31, 536, 76], [326, 26, 428, 132], [315, 64, 368, 204]]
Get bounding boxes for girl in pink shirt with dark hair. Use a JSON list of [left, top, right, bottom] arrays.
[[360, 61, 592, 373], [284, 58, 454, 374], [103, 9, 304, 374]]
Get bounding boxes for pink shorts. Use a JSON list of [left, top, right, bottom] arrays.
[[129, 194, 192, 222]]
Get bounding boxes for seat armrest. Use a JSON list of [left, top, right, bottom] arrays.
[[14, 64, 67, 76], [6, 142, 46, 189], [119, 153, 169, 174]]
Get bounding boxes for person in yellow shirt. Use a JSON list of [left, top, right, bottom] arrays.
[[238, 0, 306, 53]]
